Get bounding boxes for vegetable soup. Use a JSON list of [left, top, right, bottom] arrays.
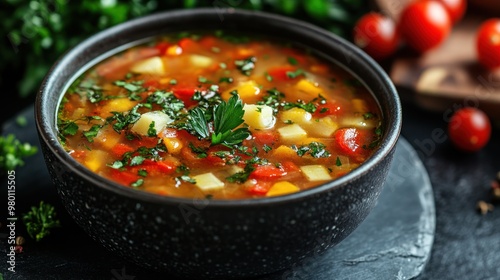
[[57, 32, 382, 199]]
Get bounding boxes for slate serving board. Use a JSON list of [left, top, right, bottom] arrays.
[[0, 106, 435, 280]]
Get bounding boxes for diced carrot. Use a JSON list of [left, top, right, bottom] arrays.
[[253, 130, 279, 146], [250, 165, 287, 180], [267, 66, 297, 81], [111, 143, 135, 158]]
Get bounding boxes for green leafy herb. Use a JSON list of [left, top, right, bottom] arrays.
[[211, 95, 250, 146], [82, 124, 102, 142], [131, 178, 144, 188], [60, 121, 79, 136], [189, 108, 210, 139], [292, 142, 331, 158], [363, 112, 374, 120], [263, 144, 272, 153], [226, 163, 255, 183], [22, 201, 61, 242], [264, 72, 273, 82], [284, 101, 317, 113], [234, 56, 256, 76], [169, 79, 177, 85], [0, 134, 38, 171], [219, 77, 234, 83], [147, 121, 157, 137], [114, 80, 145, 100], [286, 69, 306, 79], [287, 56, 298, 65], [336, 156, 342, 166]]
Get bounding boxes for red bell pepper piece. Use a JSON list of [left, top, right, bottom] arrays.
[[250, 165, 287, 180], [267, 66, 298, 81]]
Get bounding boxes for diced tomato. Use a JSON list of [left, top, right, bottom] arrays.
[[282, 161, 300, 173], [313, 101, 343, 117], [111, 143, 135, 158], [178, 38, 199, 52], [250, 165, 287, 180], [267, 66, 298, 81], [180, 146, 203, 164], [253, 130, 279, 146], [110, 169, 140, 186], [247, 181, 272, 195], [155, 41, 170, 55], [334, 128, 371, 162], [143, 80, 160, 89], [199, 36, 218, 49], [171, 86, 199, 107], [136, 159, 176, 175], [133, 137, 159, 148]]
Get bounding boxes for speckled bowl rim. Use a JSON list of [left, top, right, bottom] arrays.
[[36, 8, 402, 208]]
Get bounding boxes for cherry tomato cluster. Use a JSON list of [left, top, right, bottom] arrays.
[[353, 0, 465, 58]]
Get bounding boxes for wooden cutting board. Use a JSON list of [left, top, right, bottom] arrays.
[[374, 0, 500, 121]]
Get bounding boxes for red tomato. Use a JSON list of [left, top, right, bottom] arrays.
[[398, 0, 452, 53], [436, 0, 467, 23], [246, 181, 272, 196], [250, 165, 287, 180], [448, 107, 491, 152], [476, 18, 500, 70], [334, 128, 371, 162], [267, 66, 298, 81], [353, 12, 399, 61]]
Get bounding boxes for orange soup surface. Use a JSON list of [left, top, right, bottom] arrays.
[[57, 32, 382, 199]]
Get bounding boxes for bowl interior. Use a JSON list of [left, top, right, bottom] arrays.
[[36, 8, 401, 206]]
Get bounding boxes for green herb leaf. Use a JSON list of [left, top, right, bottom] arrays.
[[336, 156, 342, 166], [147, 121, 157, 137], [234, 56, 256, 76], [0, 134, 38, 171], [82, 125, 102, 142], [22, 201, 61, 242], [131, 178, 144, 188], [287, 56, 298, 65], [286, 69, 306, 79]]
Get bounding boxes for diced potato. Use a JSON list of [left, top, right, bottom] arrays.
[[243, 104, 276, 130], [305, 116, 338, 137], [272, 145, 298, 159], [189, 54, 213, 68], [295, 79, 324, 99], [130, 56, 165, 75], [193, 173, 225, 192], [340, 115, 378, 129], [228, 165, 244, 174], [222, 80, 261, 102], [131, 111, 173, 136], [266, 181, 300, 197], [280, 108, 312, 125], [162, 137, 183, 155], [84, 150, 108, 172], [101, 98, 136, 116], [94, 127, 120, 150], [352, 99, 369, 113], [300, 165, 332, 181], [278, 123, 307, 142]]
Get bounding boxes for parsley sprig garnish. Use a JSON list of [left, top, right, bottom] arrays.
[[189, 95, 250, 146], [22, 201, 61, 242]]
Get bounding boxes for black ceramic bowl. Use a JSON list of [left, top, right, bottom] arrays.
[[35, 8, 401, 279]]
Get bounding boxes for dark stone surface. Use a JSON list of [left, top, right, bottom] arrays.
[[0, 105, 434, 279]]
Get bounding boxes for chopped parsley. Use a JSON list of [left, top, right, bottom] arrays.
[[286, 69, 306, 79], [336, 156, 342, 166], [287, 56, 298, 65], [292, 142, 331, 158], [234, 56, 256, 76]]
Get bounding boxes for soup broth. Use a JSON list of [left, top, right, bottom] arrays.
[[57, 32, 382, 199]]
